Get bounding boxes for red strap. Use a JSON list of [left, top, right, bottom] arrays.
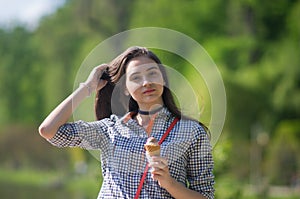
[[134, 117, 179, 199], [134, 164, 149, 199], [158, 117, 179, 145]]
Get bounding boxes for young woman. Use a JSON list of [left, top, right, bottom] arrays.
[[39, 46, 214, 199]]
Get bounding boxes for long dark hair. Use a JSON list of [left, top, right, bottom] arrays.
[[95, 46, 181, 120]]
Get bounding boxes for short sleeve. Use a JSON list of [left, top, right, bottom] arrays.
[[47, 118, 113, 151], [186, 124, 215, 199]]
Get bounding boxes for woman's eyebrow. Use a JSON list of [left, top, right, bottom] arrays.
[[146, 66, 159, 71], [129, 66, 159, 76], [128, 71, 140, 77]]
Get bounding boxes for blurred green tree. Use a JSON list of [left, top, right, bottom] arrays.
[[0, 27, 44, 124], [265, 119, 300, 185]]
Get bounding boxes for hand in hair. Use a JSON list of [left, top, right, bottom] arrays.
[[85, 64, 109, 92]]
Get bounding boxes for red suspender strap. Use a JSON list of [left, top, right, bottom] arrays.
[[134, 165, 149, 199], [134, 117, 179, 199], [158, 117, 179, 145]]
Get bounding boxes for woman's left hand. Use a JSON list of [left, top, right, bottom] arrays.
[[149, 156, 175, 189]]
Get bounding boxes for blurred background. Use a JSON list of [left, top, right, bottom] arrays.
[[0, 0, 299, 198]]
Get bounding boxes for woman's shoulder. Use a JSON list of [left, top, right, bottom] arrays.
[[98, 114, 123, 125], [180, 118, 209, 136], [80, 114, 122, 128], [180, 117, 206, 128]]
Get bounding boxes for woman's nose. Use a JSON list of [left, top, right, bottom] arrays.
[[142, 77, 151, 87]]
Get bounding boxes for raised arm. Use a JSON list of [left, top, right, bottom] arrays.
[[38, 64, 108, 139]]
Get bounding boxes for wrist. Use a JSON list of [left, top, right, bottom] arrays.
[[79, 82, 92, 97], [164, 177, 177, 191]]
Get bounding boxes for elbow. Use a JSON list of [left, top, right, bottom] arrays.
[[38, 124, 55, 140]]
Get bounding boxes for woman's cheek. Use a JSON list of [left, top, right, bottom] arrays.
[[127, 82, 141, 96]]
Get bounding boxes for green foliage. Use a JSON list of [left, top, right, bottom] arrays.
[[265, 120, 300, 185], [213, 134, 232, 175], [215, 175, 243, 199], [0, 27, 44, 124], [130, 0, 228, 41]]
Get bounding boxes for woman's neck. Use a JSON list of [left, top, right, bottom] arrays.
[[138, 103, 163, 113], [138, 105, 163, 115], [135, 104, 163, 129], [136, 114, 151, 127]]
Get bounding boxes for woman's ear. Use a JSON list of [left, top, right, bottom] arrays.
[[124, 88, 129, 96]]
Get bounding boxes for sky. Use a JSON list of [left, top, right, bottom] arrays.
[[0, 0, 65, 29]]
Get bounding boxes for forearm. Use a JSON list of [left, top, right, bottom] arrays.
[[165, 178, 207, 199], [39, 84, 90, 139]]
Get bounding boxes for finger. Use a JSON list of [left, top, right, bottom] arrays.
[[150, 165, 169, 176], [97, 65, 109, 77], [149, 162, 165, 170], [151, 168, 165, 175], [151, 173, 160, 181], [160, 158, 168, 166], [87, 64, 108, 82], [96, 63, 109, 70], [152, 156, 168, 164], [149, 158, 168, 169]]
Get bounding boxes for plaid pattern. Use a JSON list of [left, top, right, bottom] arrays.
[[48, 107, 215, 199]]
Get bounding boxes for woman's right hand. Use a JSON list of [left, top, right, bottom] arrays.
[[85, 64, 110, 92]]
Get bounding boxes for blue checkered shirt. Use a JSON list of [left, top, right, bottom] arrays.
[[48, 107, 215, 199]]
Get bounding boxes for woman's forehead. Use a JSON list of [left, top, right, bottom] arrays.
[[126, 56, 159, 73]]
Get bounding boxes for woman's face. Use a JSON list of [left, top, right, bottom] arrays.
[[125, 56, 164, 109]]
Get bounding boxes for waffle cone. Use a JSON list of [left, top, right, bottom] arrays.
[[144, 137, 160, 157], [144, 145, 161, 156]]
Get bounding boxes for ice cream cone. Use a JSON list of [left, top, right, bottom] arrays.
[[144, 137, 161, 157]]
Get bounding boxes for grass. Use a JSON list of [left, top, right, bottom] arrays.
[[0, 167, 299, 199], [0, 167, 59, 186], [0, 166, 100, 199], [215, 175, 300, 199]]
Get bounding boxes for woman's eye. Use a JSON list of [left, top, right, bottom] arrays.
[[149, 71, 158, 76], [131, 75, 141, 81]]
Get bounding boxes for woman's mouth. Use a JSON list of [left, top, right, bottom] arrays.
[[143, 89, 155, 94]]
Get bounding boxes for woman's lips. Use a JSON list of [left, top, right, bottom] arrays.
[[143, 89, 155, 94]]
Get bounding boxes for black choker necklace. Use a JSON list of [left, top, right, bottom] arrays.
[[138, 106, 164, 115]]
